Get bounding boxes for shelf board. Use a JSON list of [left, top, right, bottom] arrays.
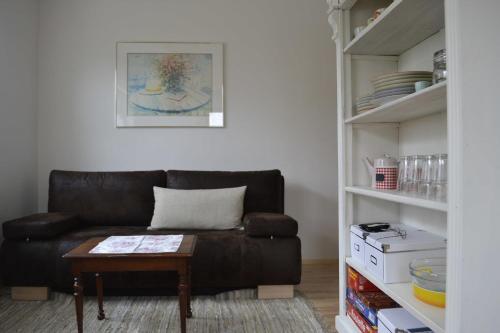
[[345, 186, 447, 212], [346, 81, 446, 124], [336, 315, 361, 333], [344, 0, 445, 55], [346, 257, 445, 333]]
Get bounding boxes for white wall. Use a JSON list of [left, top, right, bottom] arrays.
[[37, 0, 338, 259], [0, 0, 39, 237], [448, 0, 500, 331]]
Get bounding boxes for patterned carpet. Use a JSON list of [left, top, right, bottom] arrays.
[[0, 289, 327, 332]]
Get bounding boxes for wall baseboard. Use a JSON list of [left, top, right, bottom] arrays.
[[302, 259, 338, 265]]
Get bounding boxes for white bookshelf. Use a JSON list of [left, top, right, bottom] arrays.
[[326, 0, 452, 332]]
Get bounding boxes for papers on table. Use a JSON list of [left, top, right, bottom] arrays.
[[89, 235, 184, 254], [135, 235, 184, 253]]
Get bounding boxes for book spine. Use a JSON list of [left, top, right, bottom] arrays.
[[347, 288, 378, 327], [347, 301, 377, 333]]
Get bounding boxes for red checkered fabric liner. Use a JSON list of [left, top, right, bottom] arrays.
[[376, 167, 398, 189]]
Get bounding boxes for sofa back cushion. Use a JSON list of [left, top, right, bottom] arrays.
[[48, 170, 166, 226], [166, 170, 284, 214]]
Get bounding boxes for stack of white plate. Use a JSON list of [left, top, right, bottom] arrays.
[[371, 71, 432, 106], [355, 95, 375, 114]]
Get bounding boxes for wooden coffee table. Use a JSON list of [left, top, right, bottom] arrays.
[[63, 235, 197, 333]]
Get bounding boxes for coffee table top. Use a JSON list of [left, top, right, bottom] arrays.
[[63, 235, 197, 259]]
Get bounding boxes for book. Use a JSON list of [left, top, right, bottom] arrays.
[[347, 301, 377, 333], [347, 288, 400, 327], [348, 266, 379, 292]]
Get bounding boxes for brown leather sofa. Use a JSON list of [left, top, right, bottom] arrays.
[[0, 170, 301, 295]]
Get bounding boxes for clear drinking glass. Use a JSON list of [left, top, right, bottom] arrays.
[[407, 155, 424, 194], [398, 156, 411, 192], [418, 155, 436, 198], [431, 153, 448, 201], [432, 182, 447, 202], [434, 153, 448, 183]]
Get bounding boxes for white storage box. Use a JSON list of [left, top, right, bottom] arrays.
[[350, 224, 404, 266], [350, 226, 365, 264], [365, 225, 446, 283], [378, 308, 433, 333]]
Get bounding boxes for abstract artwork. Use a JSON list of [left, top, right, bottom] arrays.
[[116, 43, 223, 127]]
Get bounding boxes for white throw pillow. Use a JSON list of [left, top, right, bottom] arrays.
[[149, 186, 247, 230]]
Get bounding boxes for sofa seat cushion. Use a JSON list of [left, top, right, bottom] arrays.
[[3, 213, 79, 240], [53, 226, 251, 289], [1, 225, 300, 291], [46, 225, 299, 291]]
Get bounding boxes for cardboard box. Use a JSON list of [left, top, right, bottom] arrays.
[[377, 308, 433, 333], [364, 225, 446, 283], [351, 231, 365, 264], [350, 224, 404, 266]]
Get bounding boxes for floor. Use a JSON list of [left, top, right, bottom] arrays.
[[1, 288, 326, 332], [0, 262, 340, 332], [296, 261, 339, 332]]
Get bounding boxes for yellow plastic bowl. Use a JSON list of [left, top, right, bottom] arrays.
[[413, 283, 446, 308], [410, 258, 446, 308]]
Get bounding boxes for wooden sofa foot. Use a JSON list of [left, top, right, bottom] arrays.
[[257, 285, 294, 299], [11, 287, 50, 301]]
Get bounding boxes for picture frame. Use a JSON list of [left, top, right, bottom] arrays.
[[116, 42, 224, 127]]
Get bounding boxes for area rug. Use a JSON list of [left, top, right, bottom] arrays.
[[0, 289, 328, 332]]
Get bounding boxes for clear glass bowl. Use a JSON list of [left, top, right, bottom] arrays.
[[409, 257, 446, 292]]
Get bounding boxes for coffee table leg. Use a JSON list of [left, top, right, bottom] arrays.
[[96, 273, 105, 320], [178, 271, 188, 333], [73, 274, 84, 333], [187, 260, 192, 318]]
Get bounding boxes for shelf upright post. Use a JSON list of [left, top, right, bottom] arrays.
[[328, 0, 352, 320]]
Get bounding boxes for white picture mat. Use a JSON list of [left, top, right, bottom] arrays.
[[116, 42, 224, 127]]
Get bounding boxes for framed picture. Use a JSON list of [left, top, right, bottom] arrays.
[[116, 42, 223, 127]]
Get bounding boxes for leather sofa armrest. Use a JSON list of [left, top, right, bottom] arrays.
[[2, 212, 79, 241], [243, 212, 298, 238]]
